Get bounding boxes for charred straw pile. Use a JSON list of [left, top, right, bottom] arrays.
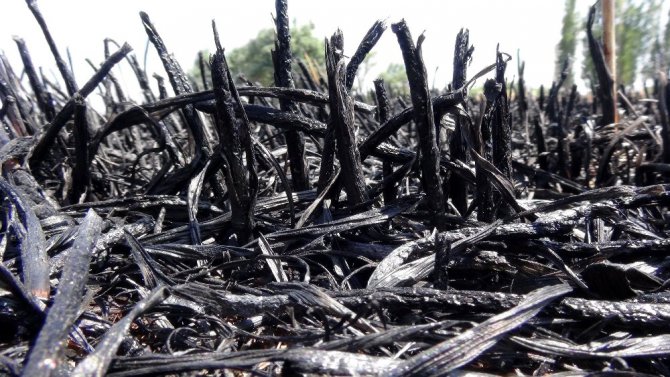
[[1, 0, 669, 376]]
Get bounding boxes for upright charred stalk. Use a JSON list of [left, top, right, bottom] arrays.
[[517, 55, 527, 128], [374, 79, 391, 126], [211, 47, 257, 244], [659, 74, 670, 164], [69, 94, 89, 204], [316, 33, 342, 196], [25, 0, 78, 96], [558, 84, 578, 178], [535, 118, 549, 188], [447, 28, 473, 215], [586, 5, 616, 127], [325, 31, 368, 205], [477, 79, 499, 222], [198, 50, 209, 91], [491, 50, 514, 218], [345, 20, 386, 91], [13, 36, 55, 122], [374, 78, 396, 204], [0, 62, 29, 138], [273, 0, 308, 191], [137, 12, 217, 196], [546, 60, 569, 124], [392, 20, 445, 226]]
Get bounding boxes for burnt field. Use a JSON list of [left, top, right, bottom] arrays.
[[1, 0, 670, 376]]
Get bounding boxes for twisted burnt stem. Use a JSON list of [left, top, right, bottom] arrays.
[[477, 79, 500, 222], [198, 50, 209, 91], [491, 49, 514, 219], [13, 37, 55, 122], [586, 5, 616, 128], [140, 12, 211, 194], [273, 0, 309, 191], [345, 20, 387, 91], [447, 28, 474, 216], [392, 20, 445, 228], [374, 78, 396, 205], [558, 84, 578, 178], [546, 59, 569, 124], [24, 0, 78, 96], [359, 91, 464, 161], [316, 33, 344, 198], [211, 28, 258, 245], [69, 94, 89, 204], [325, 31, 368, 206], [659, 74, 670, 165], [29, 43, 132, 172]]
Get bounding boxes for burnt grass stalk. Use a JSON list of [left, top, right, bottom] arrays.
[[0, 0, 669, 376]]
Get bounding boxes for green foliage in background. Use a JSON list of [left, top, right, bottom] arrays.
[[191, 22, 411, 95], [378, 63, 409, 97], [192, 22, 325, 88], [619, 0, 661, 86], [228, 22, 324, 85], [581, 0, 663, 88], [556, 0, 578, 87]]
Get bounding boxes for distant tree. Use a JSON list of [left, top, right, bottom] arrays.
[[378, 63, 409, 96], [645, 8, 670, 76], [556, 0, 578, 87], [645, 37, 664, 80], [191, 50, 211, 90], [353, 51, 377, 93], [191, 22, 324, 88], [619, 0, 661, 86], [581, 33, 596, 88], [581, 0, 661, 88]]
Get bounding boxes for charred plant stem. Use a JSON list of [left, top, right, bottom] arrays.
[[345, 21, 386, 91], [586, 5, 616, 127], [198, 50, 209, 91], [392, 20, 445, 227], [211, 36, 257, 244], [13, 37, 55, 121], [69, 94, 89, 204], [477, 79, 498, 222], [491, 50, 514, 218], [658, 74, 670, 164], [274, 0, 308, 191], [374, 79, 396, 205], [447, 29, 473, 216], [24, 0, 78, 96], [29, 43, 132, 171], [326, 32, 368, 206]]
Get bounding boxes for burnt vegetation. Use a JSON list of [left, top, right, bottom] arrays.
[[0, 0, 669, 376]]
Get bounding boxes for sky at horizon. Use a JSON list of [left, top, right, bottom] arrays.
[[1, 0, 667, 98]]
